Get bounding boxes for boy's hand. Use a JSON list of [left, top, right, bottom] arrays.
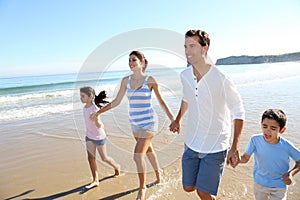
[[282, 172, 293, 185]]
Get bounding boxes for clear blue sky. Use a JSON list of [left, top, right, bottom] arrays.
[[1, 0, 299, 78]]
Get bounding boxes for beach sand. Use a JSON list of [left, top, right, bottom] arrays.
[[1, 108, 300, 200]]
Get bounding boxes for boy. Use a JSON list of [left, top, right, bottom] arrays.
[[239, 109, 300, 200]]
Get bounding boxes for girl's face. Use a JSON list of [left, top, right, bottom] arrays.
[[80, 92, 93, 104], [128, 55, 143, 71]]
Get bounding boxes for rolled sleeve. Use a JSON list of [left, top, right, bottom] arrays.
[[224, 77, 245, 120], [181, 71, 188, 103]]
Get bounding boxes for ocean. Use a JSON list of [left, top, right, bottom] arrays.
[[1, 62, 300, 200], [2, 62, 300, 123]]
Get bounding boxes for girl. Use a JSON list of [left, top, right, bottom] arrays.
[[80, 87, 120, 189], [91, 51, 174, 200]]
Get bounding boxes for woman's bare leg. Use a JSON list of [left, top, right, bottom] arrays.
[[146, 143, 162, 184], [135, 137, 162, 184], [133, 136, 153, 200]]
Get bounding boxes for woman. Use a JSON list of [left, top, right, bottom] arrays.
[[91, 50, 174, 200]]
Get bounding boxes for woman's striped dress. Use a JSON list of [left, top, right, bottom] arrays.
[[127, 76, 154, 127]]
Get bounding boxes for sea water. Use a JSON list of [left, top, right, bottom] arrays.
[[1, 62, 300, 123]]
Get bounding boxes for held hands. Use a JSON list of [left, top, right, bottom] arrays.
[[281, 172, 294, 185], [90, 112, 99, 121], [90, 112, 101, 128], [169, 120, 180, 134], [227, 148, 240, 168], [94, 118, 102, 128]]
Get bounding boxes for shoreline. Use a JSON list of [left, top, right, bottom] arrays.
[[2, 70, 300, 199], [1, 112, 300, 200]]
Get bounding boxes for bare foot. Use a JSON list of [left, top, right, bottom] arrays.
[[85, 181, 99, 189], [136, 188, 146, 200], [114, 167, 120, 177], [155, 169, 163, 184], [113, 164, 122, 177]]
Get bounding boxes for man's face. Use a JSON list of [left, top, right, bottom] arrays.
[[184, 36, 204, 65]]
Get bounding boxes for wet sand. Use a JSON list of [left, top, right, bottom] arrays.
[[1, 108, 300, 200]]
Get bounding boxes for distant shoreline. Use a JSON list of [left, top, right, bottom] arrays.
[[216, 52, 300, 65]]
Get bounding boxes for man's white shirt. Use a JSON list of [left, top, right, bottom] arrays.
[[181, 65, 245, 153]]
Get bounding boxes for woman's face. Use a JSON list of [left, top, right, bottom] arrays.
[[128, 55, 143, 71]]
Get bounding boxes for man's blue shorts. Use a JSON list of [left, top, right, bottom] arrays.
[[182, 145, 227, 195]]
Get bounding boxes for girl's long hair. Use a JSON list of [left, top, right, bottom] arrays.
[[94, 90, 109, 108]]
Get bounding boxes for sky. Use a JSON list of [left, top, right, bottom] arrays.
[[0, 0, 300, 78]]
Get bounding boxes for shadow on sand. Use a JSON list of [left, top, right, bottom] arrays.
[[20, 175, 115, 200], [12, 176, 157, 200], [99, 182, 157, 200], [4, 190, 35, 200]]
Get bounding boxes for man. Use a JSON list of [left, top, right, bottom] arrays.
[[169, 29, 245, 199]]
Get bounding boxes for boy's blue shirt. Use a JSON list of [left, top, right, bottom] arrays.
[[245, 134, 300, 188]]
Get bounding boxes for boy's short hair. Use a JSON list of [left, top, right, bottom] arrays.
[[261, 109, 287, 130]]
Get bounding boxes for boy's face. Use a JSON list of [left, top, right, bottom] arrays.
[[261, 118, 286, 144]]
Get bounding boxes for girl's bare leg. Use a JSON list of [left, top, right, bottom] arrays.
[[86, 141, 99, 188], [97, 144, 120, 176], [133, 136, 153, 200]]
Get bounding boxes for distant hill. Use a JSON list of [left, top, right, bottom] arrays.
[[216, 52, 300, 65]]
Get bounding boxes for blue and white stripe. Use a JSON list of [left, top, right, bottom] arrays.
[[127, 76, 154, 127]]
